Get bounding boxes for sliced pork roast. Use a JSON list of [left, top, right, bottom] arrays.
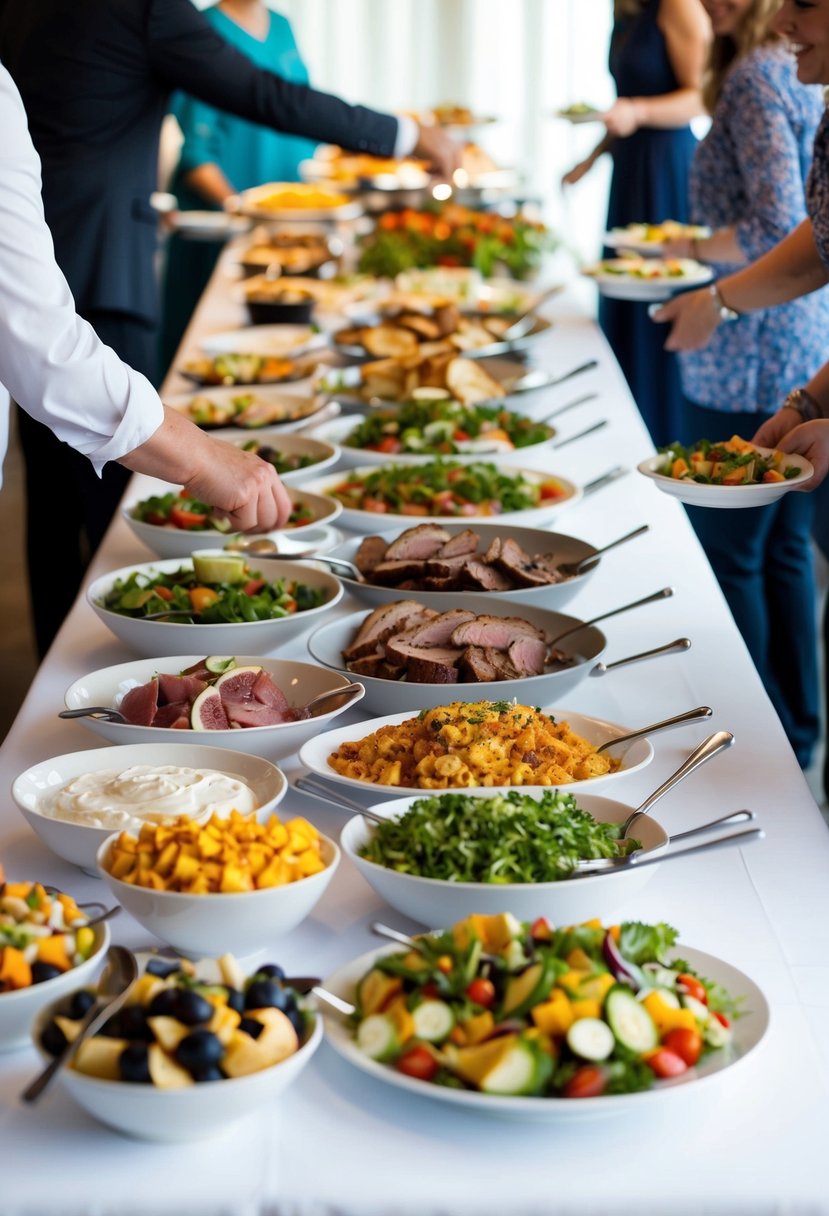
[[384, 523, 451, 561], [449, 615, 546, 651], [342, 601, 437, 662]]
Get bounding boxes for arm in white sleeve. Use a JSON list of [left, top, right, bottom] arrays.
[[0, 62, 163, 474]]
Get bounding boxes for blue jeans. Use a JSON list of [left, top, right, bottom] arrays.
[[681, 402, 819, 767]]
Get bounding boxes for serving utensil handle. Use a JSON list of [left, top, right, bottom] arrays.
[[595, 704, 712, 753], [622, 730, 735, 835], [582, 465, 628, 496], [550, 586, 673, 648], [669, 809, 755, 845], [550, 419, 608, 450], [627, 826, 764, 869], [293, 774, 387, 825], [590, 637, 691, 676]]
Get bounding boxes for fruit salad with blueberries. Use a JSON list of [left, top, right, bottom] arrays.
[[352, 914, 741, 1099], [0, 881, 96, 993], [39, 954, 310, 1086]]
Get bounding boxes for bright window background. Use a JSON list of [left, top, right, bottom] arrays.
[[187, 0, 617, 262]]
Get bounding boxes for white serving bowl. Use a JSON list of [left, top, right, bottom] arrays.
[[299, 707, 653, 797], [63, 655, 364, 758], [323, 523, 610, 610], [300, 464, 581, 534], [87, 556, 343, 658], [340, 790, 668, 926], [0, 920, 110, 1052], [13, 743, 288, 874], [31, 996, 322, 1141], [306, 412, 557, 469], [163, 386, 335, 433], [96, 833, 339, 958], [637, 450, 814, 508], [123, 486, 342, 559], [227, 428, 340, 484], [307, 595, 608, 714]]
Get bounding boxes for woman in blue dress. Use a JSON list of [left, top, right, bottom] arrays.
[[159, 0, 317, 374], [657, 0, 827, 768], [562, 0, 709, 447]]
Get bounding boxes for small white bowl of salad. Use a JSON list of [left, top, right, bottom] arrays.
[[124, 485, 342, 560], [229, 429, 340, 484], [87, 552, 343, 658], [638, 436, 814, 508]]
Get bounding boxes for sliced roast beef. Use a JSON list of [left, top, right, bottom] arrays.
[[434, 529, 479, 559], [507, 636, 548, 676], [156, 673, 207, 705], [450, 615, 546, 650], [384, 523, 451, 561], [252, 670, 290, 711], [119, 680, 159, 726], [391, 608, 477, 651], [462, 561, 514, 592], [152, 701, 192, 730], [342, 601, 437, 662], [354, 535, 389, 575]]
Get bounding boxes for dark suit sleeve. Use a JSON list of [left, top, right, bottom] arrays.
[[146, 0, 398, 156]]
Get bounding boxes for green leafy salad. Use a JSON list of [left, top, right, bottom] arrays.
[[330, 459, 567, 516], [350, 914, 742, 1099], [343, 398, 553, 457], [358, 790, 640, 882]]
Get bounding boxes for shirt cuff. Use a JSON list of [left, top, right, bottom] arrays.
[[394, 114, 419, 158]]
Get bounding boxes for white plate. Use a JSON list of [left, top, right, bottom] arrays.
[[233, 183, 364, 223], [298, 707, 653, 797], [163, 386, 332, 430], [300, 464, 581, 534], [322, 523, 602, 610], [227, 429, 340, 484], [63, 655, 364, 758], [305, 414, 555, 468], [603, 225, 712, 257], [321, 943, 769, 1121], [199, 325, 327, 359], [637, 450, 814, 508], [583, 259, 713, 301], [171, 212, 252, 241], [556, 107, 605, 124]]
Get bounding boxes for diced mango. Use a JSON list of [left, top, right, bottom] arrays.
[[531, 989, 574, 1036], [36, 935, 71, 972], [0, 945, 32, 990], [570, 998, 602, 1021]]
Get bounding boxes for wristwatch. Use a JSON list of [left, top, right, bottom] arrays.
[[709, 284, 739, 323], [783, 386, 824, 422]]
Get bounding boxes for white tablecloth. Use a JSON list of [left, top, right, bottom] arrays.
[[2, 252, 827, 1216]]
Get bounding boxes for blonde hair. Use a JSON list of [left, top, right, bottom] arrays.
[[702, 0, 783, 112]]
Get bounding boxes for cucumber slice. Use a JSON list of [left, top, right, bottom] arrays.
[[480, 1041, 547, 1096], [681, 994, 709, 1022], [703, 1015, 732, 1048], [205, 656, 237, 674], [605, 985, 658, 1053], [412, 1000, 454, 1043], [356, 1014, 399, 1062], [566, 1017, 614, 1062]]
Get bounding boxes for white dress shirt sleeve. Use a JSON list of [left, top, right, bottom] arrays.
[[393, 114, 419, 158], [0, 62, 164, 483]]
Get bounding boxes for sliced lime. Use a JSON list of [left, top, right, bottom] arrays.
[[192, 552, 247, 585]]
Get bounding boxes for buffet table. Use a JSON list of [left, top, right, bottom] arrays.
[[1, 248, 828, 1216]]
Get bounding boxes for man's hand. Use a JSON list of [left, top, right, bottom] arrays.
[[758, 418, 829, 490], [183, 439, 293, 532], [752, 406, 804, 451], [413, 122, 462, 180], [650, 287, 720, 351]]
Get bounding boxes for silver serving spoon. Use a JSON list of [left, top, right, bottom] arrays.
[[281, 975, 355, 1016], [502, 358, 599, 395], [582, 466, 629, 496], [556, 524, 650, 579], [294, 774, 388, 825], [304, 683, 364, 716], [22, 945, 138, 1104], [500, 284, 564, 341], [222, 538, 363, 580], [620, 729, 734, 838], [539, 392, 598, 423], [572, 810, 755, 875], [590, 637, 691, 676], [60, 684, 362, 726], [550, 419, 609, 450], [547, 586, 673, 650], [595, 705, 712, 753], [573, 825, 763, 877]]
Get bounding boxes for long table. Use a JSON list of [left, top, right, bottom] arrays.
[[2, 250, 828, 1215]]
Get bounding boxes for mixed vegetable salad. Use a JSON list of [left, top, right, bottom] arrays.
[[98, 554, 329, 624], [330, 459, 567, 516], [239, 439, 324, 475], [586, 257, 702, 281], [131, 491, 313, 531], [359, 791, 640, 882], [351, 914, 740, 1098], [182, 355, 298, 388], [658, 436, 800, 486], [343, 397, 553, 457], [1, 881, 96, 993]]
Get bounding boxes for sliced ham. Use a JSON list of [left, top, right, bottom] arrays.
[[252, 670, 290, 711], [152, 701, 192, 730], [157, 673, 207, 705], [120, 680, 159, 726], [223, 701, 308, 728]]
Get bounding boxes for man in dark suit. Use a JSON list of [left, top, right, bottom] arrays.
[[0, 0, 457, 652]]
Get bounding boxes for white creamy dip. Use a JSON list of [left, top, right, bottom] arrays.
[[38, 764, 258, 830]]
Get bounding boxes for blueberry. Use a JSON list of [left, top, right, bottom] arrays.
[[171, 990, 214, 1026], [191, 1065, 224, 1083], [99, 1012, 126, 1038], [245, 980, 288, 1011], [30, 963, 63, 985], [147, 988, 180, 1018], [174, 1030, 224, 1073], [67, 990, 96, 1020], [256, 964, 285, 981], [118, 1004, 154, 1042], [146, 957, 181, 979], [225, 987, 245, 1015], [238, 1016, 264, 1040], [119, 1042, 151, 1084], [286, 1008, 306, 1040], [40, 1019, 68, 1057]]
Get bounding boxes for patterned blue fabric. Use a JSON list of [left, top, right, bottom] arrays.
[[679, 47, 829, 414], [807, 102, 829, 269]]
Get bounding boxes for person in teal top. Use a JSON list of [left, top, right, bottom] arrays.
[[159, 0, 317, 374]]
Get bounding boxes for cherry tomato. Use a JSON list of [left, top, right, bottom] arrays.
[[677, 973, 707, 1005], [243, 579, 266, 597], [420, 983, 440, 1000], [645, 1048, 688, 1079], [712, 1011, 730, 1028], [362, 498, 388, 513], [169, 506, 209, 530], [465, 978, 496, 1008], [562, 1065, 606, 1099], [396, 1045, 439, 1082], [154, 586, 174, 602], [144, 511, 168, 527], [530, 916, 552, 942], [436, 955, 453, 974], [539, 483, 563, 501], [453, 430, 471, 442], [373, 437, 402, 455], [661, 1027, 703, 1067]]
